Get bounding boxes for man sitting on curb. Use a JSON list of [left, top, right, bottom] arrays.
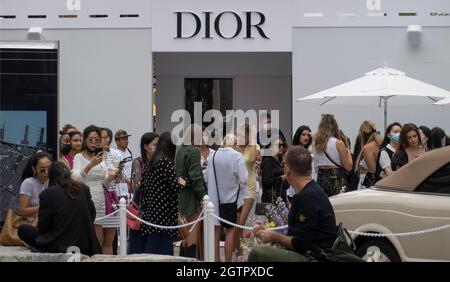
[[248, 146, 337, 262]]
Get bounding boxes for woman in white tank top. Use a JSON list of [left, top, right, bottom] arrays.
[[312, 115, 353, 197]]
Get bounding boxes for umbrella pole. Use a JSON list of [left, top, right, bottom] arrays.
[[384, 98, 388, 132]]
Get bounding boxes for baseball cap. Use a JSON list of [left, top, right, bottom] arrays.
[[114, 129, 131, 140]]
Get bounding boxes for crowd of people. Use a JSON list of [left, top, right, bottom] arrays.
[[7, 113, 449, 261]]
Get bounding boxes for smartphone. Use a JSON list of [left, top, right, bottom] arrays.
[[93, 147, 103, 155]]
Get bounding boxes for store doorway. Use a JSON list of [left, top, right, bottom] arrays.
[[153, 52, 292, 141], [184, 78, 232, 128]]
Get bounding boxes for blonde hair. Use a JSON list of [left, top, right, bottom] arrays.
[[374, 131, 383, 146], [314, 114, 340, 153], [223, 134, 237, 147], [359, 120, 377, 147], [236, 123, 251, 146]]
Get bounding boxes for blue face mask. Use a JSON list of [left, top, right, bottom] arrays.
[[391, 132, 400, 143]]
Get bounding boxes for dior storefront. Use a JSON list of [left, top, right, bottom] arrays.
[[1, 0, 450, 223]]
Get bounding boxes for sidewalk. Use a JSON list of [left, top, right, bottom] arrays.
[[0, 245, 197, 262]]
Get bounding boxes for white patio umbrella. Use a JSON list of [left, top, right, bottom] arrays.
[[297, 67, 450, 130], [435, 97, 450, 105]]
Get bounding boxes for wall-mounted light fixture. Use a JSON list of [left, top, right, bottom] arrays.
[[407, 24, 422, 44], [27, 27, 43, 40]]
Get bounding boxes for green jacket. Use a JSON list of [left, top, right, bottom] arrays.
[[175, 145, 206, 217]]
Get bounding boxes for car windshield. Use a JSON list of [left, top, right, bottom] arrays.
[[415, 162, 450, 195]]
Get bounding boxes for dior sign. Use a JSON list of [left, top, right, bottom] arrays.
[[175, 11, 270, 39]]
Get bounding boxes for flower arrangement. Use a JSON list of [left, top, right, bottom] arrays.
[[236, 229, 260, 262], [263, 197, 289, 235], [236, 197, 290, 262]]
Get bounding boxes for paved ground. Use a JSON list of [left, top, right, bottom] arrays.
[[0, 240, 227, 262], [0, 245, 197, 262], [173, 240, 226, 261]]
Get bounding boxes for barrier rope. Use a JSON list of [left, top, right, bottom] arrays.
[[211, 214, 288, 231], [94, 209, 120, 222], [101, 205, 450, 238], [211, 214, 450, 237], [349, 224, 450, 237], [126, 209, 205, 230]]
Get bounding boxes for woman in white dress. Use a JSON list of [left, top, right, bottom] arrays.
[[72, 125, 119, 254]]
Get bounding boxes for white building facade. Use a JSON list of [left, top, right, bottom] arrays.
[[1, 0, 450, 154]]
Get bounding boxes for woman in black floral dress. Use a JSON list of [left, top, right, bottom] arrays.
[[140, 132, 184, 255]]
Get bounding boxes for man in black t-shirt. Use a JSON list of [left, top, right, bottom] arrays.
[[248, 146, 337, 262]]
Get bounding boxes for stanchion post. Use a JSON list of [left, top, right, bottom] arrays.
[[205, 201, 215, 262], [119, 197, 127, 256], [202, 195, 210, 261]]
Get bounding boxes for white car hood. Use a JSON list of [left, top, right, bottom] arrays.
[[330, 188, 450, 218]]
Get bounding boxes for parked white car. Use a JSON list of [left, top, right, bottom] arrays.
[[331, 146, 450, 262]]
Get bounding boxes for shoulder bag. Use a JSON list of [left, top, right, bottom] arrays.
[[0, 209, 38, 246]]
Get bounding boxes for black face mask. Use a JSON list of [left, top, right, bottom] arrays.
[[60, 143, 72, 155], [85, 146, 97, 154]]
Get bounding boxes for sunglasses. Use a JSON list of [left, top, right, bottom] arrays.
[[37, 167, 49, 174], [276, 143, 285, 148], [87, 138, 101, 143]]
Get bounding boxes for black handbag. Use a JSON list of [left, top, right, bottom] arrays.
[[212, 152, 239, 228], [179, 240, 197, 258], [362, 172, 376, 188], [255, 158, 281, 215], [255, 202, 276, 216], [342, 168, 360, 191], [255, 185, 278, 216], [310, 223, 365, 262]]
